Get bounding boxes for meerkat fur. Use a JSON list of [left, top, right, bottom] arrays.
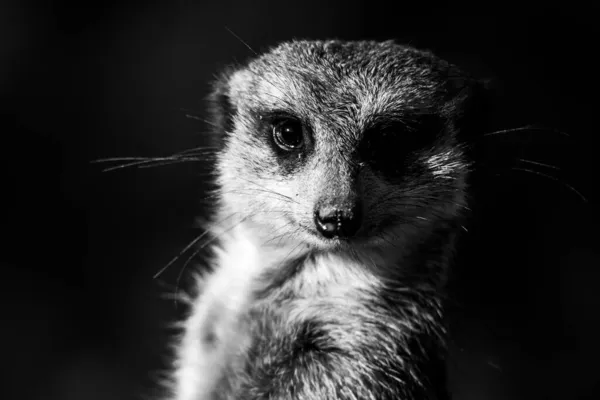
[[169, 40, 488, 400]]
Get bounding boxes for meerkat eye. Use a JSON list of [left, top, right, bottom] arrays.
[[272, 119, 304, 150]]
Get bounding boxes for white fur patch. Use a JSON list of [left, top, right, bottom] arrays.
[[286, 252, 382, 327], [171, 230, 390, 400], [172, 225, 262, 400]]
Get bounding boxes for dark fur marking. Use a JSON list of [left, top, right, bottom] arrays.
[[360, 114, 445, 180], [291, 320, 337, 359]]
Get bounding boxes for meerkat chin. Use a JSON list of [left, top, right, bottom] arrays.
[[169, 40, 489, 400]]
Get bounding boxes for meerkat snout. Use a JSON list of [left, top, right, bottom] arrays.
[[313, 201, 362, 239]]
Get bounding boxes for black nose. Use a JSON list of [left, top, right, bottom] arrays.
[[314, 204, 362, 239]]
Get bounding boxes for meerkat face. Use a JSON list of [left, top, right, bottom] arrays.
[[210, 40, 483, 253]]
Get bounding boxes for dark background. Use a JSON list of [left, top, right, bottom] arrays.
[[2, 1, 598, 399]]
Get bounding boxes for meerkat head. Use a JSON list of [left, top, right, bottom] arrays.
[[208, 40, 488, 256]]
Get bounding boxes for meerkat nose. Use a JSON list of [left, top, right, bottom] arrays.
[[314, 204, 362, 239]]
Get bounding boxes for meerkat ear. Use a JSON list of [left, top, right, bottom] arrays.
[[469, 77, 496, 130], [207, 71, 236, 148], [447, 76, 497, 141]]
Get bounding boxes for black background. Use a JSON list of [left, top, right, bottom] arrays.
[[2, 2, 598, 399]]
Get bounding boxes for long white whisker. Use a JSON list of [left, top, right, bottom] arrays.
[[483, 125, 570, 138], [153, 212, 240, 279], [184, 113, 218, 128], [235, 176, 301, 205], [517, 158, 560, 170], [224, 26, 258, 56], [511, 167, 587, 202], [93, 156, 205, 172]]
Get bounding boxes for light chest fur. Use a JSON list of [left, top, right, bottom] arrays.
[[173, 222, 445, 400]]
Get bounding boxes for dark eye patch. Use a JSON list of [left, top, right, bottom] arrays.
[[359, 113, 444, 177]]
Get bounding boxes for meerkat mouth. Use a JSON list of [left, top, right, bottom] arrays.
[[297, 223, 351, 244], [296, 221, 386, 253]]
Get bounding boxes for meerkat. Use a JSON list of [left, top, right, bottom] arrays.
[[168, 40, 490, 400]]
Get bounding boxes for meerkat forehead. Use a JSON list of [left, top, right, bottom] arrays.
[[226, 40, 468, 128]]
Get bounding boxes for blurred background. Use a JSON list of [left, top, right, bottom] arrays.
[[1, 1, 598, 399]]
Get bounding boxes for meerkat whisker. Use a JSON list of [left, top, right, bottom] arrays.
[[175, 146, 219, 156], [234, 176, 301, 205], [517, 158, 560, 170], [511, 167, 588, 202], [153, 212, 242, 280], [93, 156, 205, 172], [152, 232, 210, 280], [224, 26, 258, 56], [184, 113, 219, 127], [483, 125, 570, 138], [137, 159, 206, 169]]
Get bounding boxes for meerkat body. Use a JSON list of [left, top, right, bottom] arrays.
[[170, 40, 487, 400]]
